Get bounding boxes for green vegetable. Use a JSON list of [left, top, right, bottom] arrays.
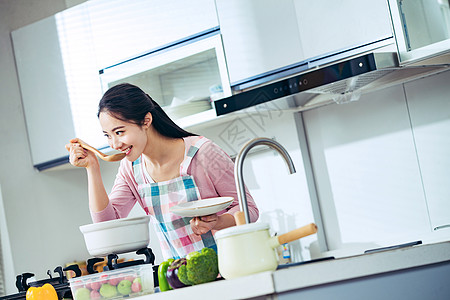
[[167, 247, 219, 288], [185, 248, 219, 285], [158, 258, 174, 292], [167, 258, 190, 288]]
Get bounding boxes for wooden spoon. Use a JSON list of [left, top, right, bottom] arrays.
[[79, 142, 126, 162]]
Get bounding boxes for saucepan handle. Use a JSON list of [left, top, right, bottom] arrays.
[[277, 223, 317, 245], [234, 211, 246, 226]]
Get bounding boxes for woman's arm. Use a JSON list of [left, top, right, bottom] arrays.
[[66, 139, 109, 213], [86, 163, 110, 212], [66, 139, 137, 222]]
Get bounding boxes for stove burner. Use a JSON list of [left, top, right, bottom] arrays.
[[105, 247, 155, 271], [85, 247, 158, 289], [86, 247, 156, 273], [1, 265, 81, 300]]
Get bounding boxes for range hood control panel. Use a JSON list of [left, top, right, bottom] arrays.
[[215, 53, 378, 116]]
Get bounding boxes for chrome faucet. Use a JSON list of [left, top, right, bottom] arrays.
[[234, 137, 296, 224]]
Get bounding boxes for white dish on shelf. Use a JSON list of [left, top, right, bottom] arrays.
[[163, 96, 212, 120], [170, 197, 234, 217]]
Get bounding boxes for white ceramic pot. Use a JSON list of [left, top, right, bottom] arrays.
[[79, 215, 150, 257], [215, 222, 317, 279]]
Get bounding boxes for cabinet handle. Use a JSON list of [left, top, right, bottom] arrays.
[[433, 224, 450, 231]]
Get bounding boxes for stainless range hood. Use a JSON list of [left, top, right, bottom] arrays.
[[214, 46, 450, 116]]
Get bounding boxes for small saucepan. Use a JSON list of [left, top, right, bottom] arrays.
[[215, 222, 317, 279]]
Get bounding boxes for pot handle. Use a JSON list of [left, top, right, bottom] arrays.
[[277, 223, 317, 245], [234, 211, 246, 226]]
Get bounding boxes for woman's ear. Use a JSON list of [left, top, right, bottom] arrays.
[[143, 112, 153, 128]]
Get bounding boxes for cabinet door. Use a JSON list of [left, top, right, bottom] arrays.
[[216, 0, 392, 87], [293, 0, 393, 60], [12, 6, 104, 169], [388, 0, 450, 65], [216, 0, 304, 85], [87, 0, 219, 69], [405, 70, 450, 232], [12, 16, 76, 166]]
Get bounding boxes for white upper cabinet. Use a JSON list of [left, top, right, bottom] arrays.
[[216, 0, 393, 87], [12, 13, 97, 168], [293, 0, 392, 60], [12, 16, 74, 166], [388, 0, 450, 65], [216, 0, 304, 86], [87, 0, 219, 69], [99, 33, 232, 129]]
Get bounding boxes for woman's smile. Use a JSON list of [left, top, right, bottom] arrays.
[[121, 146, 132, 155]]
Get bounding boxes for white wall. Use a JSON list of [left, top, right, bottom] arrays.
[[405, 70, 450, 232], [303, 69, 450, 256], [0, 185, 14, 295]]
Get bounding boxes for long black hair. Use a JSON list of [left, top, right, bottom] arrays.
[[98, 83, 197, 138]]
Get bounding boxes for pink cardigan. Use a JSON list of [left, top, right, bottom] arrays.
[[91, 136, 259, 223]]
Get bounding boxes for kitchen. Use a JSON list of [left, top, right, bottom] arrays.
[[1, 0, 450, 299]]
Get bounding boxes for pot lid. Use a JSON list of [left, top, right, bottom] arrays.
[[214, 222, 270, 239]]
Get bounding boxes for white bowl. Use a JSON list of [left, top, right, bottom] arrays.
[[79, 215, 150, 257]]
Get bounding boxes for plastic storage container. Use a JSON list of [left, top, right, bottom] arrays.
[[69, 264, 154, 300]]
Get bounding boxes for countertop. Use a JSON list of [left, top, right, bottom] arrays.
[[136, 240, 450, 299]]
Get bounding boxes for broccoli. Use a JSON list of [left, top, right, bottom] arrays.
[[185, 247, 219, 284], [166, 247, 219, 288]]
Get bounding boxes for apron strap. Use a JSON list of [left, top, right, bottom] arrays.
[[132, 156, 146, 199], [134, 136, 209, 182], [180, 136, 208, 175]]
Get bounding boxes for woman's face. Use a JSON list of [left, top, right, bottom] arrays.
[[99, 112, 148, 162]]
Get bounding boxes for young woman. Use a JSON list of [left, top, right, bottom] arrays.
[[66, 83, 258, 260]]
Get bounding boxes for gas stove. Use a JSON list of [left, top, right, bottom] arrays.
[[0, 265, 80, 300], [0, 247, 157, 300]]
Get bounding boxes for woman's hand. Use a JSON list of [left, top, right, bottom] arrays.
[[65, 138, 98, 169], [190, 213, 237, 235], [190, 214, 219, 235]]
